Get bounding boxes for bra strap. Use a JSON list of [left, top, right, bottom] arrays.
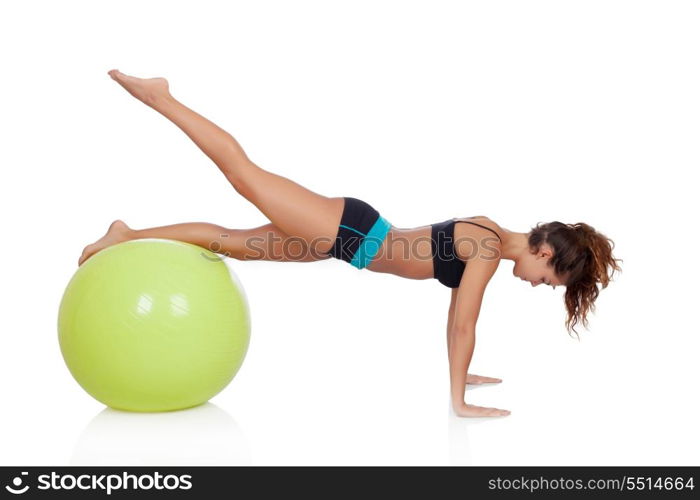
[[454, 219, 502, 242]]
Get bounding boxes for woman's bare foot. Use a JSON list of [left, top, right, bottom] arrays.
[[107, 69, 171, 107], [79, 220, 134, 266]]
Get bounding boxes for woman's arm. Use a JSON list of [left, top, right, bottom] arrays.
[[448, 323, 476, 406], [446, 288, 457, 354], [448, 289, 504, 387], [447, 288, 475, 403], [447, 248, 510, 417]]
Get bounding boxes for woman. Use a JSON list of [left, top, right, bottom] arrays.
[[80, 70, 623, 418]]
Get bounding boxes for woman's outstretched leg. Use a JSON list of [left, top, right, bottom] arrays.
[[107, 69, 344, 255], [78, 220, 331, 266]]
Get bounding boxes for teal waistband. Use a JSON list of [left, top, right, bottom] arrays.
[[351, 216, 391, 269]]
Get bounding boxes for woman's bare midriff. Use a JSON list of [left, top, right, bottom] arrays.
[[366, 217, 503, 280], [366, 225, 435, 279]]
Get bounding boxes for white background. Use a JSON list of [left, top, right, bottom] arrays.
[[1, 0, 698, 466]]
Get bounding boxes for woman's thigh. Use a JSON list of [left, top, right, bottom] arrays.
[[237, 223, 333, 262], [230, 163, 344, 253]]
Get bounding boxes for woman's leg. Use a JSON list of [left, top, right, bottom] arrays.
[[107, 69, 344, 255], [78, 220, 331, 266]]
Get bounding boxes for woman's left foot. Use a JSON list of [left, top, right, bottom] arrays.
[[78, 220, 133, 266], [107, 69, 171, 106]]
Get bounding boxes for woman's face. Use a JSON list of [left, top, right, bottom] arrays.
[[513, 242, 565, 289]]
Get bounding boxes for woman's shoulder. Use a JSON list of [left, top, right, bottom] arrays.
[[453, 216, 504, 259], [453, 215, 503, 236]]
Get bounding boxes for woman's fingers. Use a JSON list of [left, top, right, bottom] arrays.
[[456, 403, 511, 418], [466, 373, 503, 384], [486, 406, 510, 416], [481, 376, 503, 383], [479, 405, 510, 417]]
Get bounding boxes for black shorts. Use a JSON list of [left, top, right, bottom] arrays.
[[325, 197, 392, 269]]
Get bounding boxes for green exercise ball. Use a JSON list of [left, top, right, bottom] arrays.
[[58, 238, 251, 412]]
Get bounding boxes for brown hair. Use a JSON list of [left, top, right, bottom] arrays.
[[528, 221, 623, 339]]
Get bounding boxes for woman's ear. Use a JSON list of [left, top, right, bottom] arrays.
[[539, 243, 554, 259]]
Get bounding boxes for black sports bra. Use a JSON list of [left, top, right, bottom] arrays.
[[431, 218, 502, 288]]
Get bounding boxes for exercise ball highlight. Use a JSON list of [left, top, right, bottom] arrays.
[[58, 238, 251, 412]]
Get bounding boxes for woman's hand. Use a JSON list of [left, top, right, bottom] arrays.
[[466, 373, 502, 385], [454, 403, 511, 418]]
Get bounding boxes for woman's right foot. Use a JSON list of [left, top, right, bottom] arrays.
[[78, 220, 133, 266], [107, 69, 171, 107]]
